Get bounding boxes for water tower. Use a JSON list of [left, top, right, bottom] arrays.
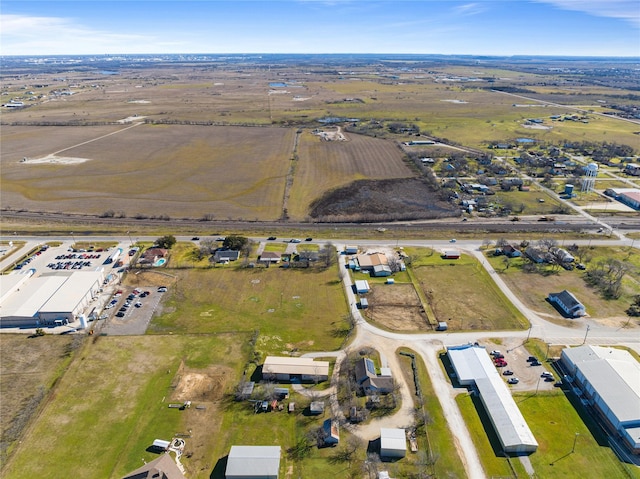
[[582, 162, 598, 192]]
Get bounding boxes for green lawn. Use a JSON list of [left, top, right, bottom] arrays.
[[2, 335, 248, 479], [406, 248, 528, 331], [456, 390, 638, 479], [148, 264, 349, 354]]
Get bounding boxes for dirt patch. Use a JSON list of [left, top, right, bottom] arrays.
[[309, 177, 458, 222], [171, 363, 232, 403], [364, 283, 429, 330]]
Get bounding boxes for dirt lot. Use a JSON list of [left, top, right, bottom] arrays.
[[169, 362, 232, 468], [364, 282, 430, 330]]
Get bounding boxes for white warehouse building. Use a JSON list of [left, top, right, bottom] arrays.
[[561, 345, 640, 455], [0, 270, 104, 327], [448, 344, 538, 454]]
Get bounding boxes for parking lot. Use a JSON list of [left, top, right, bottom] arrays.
[[99, 285, 166, 335], [484, 338, 558, 392]]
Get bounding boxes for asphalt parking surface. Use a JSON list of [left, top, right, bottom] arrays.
[[99, 286, 164, 335]]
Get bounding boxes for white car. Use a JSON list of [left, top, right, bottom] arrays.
[[507, 378, 519, 384]]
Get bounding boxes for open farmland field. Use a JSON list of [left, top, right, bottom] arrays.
[[287, 130, 414, 220], [407, 248, 528, 331], [147, 265, 349, 354], [0, 334, 77, 463], [1, 124, 294, 219], [1, 334, 247, 479]]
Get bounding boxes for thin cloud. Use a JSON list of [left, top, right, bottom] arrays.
[[534, 0, 640, 27], [453, 3, 487, 16], [1, 14, 158, 55]]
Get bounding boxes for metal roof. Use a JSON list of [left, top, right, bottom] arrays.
[[448, 344, 538, 452], [0, 275, 67, 319], [226, 445, 280, 478], [563, 346, 640, 425], [262, 356, 329, 377], [39, 271, 103, 313], [380, 428, 406, 452]]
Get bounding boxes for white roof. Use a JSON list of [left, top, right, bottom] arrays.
[[380, 428, 406, 452], [263, 356, 329, 377], [355, 280, 370, 290], [448, 345, 538, 451], [563, 346, 640, 424], [39, 271, 103, 313], [0, 275, 67, 318], [226, 445, 280, 478], [0, 273, 33, 303]]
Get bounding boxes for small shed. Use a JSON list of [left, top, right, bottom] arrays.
[[373, 265, 392, 277], [386, 278, 395, 284], [152, 439, 171, 451], [355, 280, 370, 294], [274, 387, 290, 399], [344, 245, 358, 255], [380, 428, 407, 459], [310, 401, 325, 415], [441, 249, 460, 259], [360, 298, 369, 309]]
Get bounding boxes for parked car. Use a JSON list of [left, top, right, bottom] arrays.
[[541, 372, 553, 378], [158, 286, 167, 292], [576, 263, 586, 270], [116, 312, 125, 317], [507, 378, 519, 384], [305, 237, 313, 241], [530, 360, 542, 366], [502, 370, 514, 376], [491, 350, 502, 356], [527, 356, 538, 362], [289, 239, 301, 243], [267, 236, 276, 241]]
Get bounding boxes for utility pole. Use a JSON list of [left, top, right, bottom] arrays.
[[582, 325, 591, 345], [572, 433, 579, 453]]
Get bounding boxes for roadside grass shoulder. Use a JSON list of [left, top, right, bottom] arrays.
[[400, 348, 467, 478]]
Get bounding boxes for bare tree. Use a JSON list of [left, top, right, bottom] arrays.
[[537, 238, 558, 252]]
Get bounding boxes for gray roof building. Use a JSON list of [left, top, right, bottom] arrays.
[[122, 454, 186, 479], [548, 290, 585, 317], [225, 445, 281, 479], [447, 344, 538, 454], [561, 345, 640, 454]]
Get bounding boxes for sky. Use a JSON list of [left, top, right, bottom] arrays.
[[1, 0, 639, 57]]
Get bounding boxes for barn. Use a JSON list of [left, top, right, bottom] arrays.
[[262, 356, 329, 382], [225, 445, 281, 479]]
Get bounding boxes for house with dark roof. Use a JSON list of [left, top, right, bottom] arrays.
[[525, 247, 547, 264], [548, 290, 585, 317], [121, 454, 186, 479], [363, 376, 395, 395], [355, 357, 377, 384], [258, 251, 281, 264], [213, 249, 240, 263]]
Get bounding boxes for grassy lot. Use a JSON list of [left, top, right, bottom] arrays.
[[484, 246, 640, 321], [0, 335, 78, 463], [456, 390, 638, 479], [2, 334, 249, 479], [147, 264, 349, 354], [406, 247, 528, 331], [400, 349, 467, 478], [492, 189, 563, 216]]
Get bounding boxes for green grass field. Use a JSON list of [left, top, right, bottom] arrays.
[[147, 263, 349, 354], [456, 390, 639, 479], [407, 248, 528, 331]]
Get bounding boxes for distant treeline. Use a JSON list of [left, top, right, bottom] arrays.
[[1, 121, 120, 126]]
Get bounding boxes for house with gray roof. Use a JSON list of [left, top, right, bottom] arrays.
[[122, 454, 186, 479], [548, 290, 585, 317]]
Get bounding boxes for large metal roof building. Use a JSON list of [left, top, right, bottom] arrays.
[[561, 345, 640, 455], [0, 270, 104, 327], [448, 344, 538, 454]]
